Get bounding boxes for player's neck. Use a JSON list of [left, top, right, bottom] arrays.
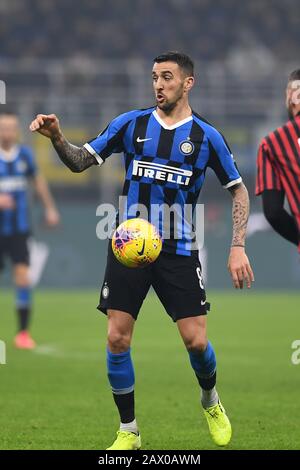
[[156, 102, 192, 127], [0, 144, 18, 160]]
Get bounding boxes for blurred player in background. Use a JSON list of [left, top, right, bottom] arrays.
[[29, 52, 254, 450], [256, 69, 300, 250], [0, 110, 60, 349]]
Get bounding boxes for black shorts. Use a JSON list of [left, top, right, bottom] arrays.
[[98, 242, 210, 322], [0, 233, 30, 271]]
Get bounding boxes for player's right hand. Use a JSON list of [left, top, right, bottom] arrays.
[[44, 207, 60, 227], [29, 114, 61, 140], [227, 247, 254, 289], [0, 194, 15, 210]]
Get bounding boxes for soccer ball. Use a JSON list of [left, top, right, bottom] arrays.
[[112, 218, 162, 268]]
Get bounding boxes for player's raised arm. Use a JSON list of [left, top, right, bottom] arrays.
[[227, 182, 254, 289], [29, 114, 96, 173]]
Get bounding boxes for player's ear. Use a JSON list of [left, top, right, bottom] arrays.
[[184, 76, 194, 93]]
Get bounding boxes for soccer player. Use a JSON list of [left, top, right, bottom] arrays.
[[256, 69, 300, 250], [29, 52, 254, 449], [0, 110, 60, 349]]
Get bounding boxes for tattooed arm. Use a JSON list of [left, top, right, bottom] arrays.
[[229, 182, 249, 247], [51, 134, 96, 173], [227, 183, 254, 289], [29, 114, 97, 172]]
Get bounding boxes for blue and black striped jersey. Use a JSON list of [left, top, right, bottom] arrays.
[[0, 145, 37, 236], [84, 107, 242, 256]]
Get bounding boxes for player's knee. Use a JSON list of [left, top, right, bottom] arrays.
[[107, 331, 131, 353], [14, 270, 30, 288], [185, 337, 208, 353]]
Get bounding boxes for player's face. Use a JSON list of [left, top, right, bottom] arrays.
[[0, 115, 20, 148], [286, 81, 300, 119], [152, 62, 193, 113]]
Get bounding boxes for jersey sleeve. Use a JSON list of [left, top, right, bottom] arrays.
[[206, 131, 242, 189], [23, 146, 38, 177], [255, 140, 283, 195], [83, 112, 133, 166]]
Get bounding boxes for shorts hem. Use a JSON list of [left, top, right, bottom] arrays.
[[97, 304, 138, 321], [171, 310, 208, 322], [169, 302, 210, 322]]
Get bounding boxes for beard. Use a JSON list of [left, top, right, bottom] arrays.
[[156, 99, 178, 113], [155, 85, 184, 114]]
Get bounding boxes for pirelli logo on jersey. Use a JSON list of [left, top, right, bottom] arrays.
[[0, 176, 27, 192], [132, 160, 192, 186]]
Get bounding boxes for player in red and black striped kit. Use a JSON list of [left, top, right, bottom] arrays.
[[256, 69, 300, 251]]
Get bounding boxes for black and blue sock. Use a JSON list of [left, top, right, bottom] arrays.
[[16, 287, 31, 332], [188, 341, 219, 408], [107, 347, 138, 434]]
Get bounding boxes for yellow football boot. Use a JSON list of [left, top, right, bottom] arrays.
[[203, 401, 232, 446], [106, 430, 141, 450]]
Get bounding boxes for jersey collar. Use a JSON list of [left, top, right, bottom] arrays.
[[153, 110, 193, 130], [0, 145, 20, 162]]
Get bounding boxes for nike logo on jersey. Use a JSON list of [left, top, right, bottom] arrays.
[[201, 300, 206, 305], [137, 137, 152, 142], [137, 239, 146, 256]]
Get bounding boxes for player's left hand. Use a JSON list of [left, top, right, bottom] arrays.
[[44, 207, 60, 227], [227, 246, 254, 289]]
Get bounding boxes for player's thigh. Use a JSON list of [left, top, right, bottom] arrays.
[[176, 315, 207, 351], [98, 241, 152, 320], [152, 250, 210, 322]]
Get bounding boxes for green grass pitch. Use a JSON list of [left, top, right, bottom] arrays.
[[0, 290, 300, 450]]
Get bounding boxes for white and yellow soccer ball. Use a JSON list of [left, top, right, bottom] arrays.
[[112, 218, 162, 268]]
